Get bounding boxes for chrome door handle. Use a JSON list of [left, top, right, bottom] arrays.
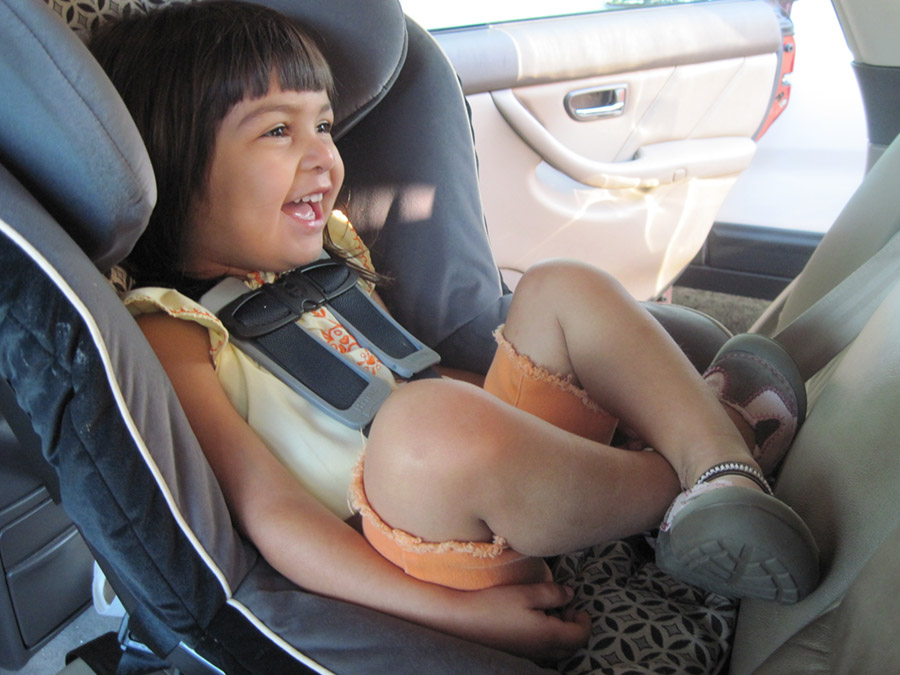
[[564, 85, 627, 121]]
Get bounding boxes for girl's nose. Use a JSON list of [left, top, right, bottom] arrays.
[[300, 137, 335, 173]]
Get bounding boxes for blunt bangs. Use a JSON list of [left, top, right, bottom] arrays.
[[203, 8, 335, 117]]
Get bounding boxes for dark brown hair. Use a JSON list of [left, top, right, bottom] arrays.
[[90, 1, 337, 291]]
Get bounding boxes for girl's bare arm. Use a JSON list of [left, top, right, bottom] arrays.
[[136, 312, 589, 661]]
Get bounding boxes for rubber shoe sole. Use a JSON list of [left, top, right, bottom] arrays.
[[656, 486, 819, 603]]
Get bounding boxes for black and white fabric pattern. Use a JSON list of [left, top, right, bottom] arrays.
[[555, 535, 737, 675]]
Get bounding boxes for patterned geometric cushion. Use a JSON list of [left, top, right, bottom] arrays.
[[555, 535, 737, 675], [45, 0, 157, 38]]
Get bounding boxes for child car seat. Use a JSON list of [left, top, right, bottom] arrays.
[[0, 0, 554, 671], [8, 0, 899, 672]]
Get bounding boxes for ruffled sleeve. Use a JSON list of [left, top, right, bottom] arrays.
[[123, 287, 230, 368]]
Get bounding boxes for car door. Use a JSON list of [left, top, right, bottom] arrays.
[[401, 0, 791, 300]]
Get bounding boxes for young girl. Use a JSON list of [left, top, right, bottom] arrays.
[[90, 1, 818, 663]]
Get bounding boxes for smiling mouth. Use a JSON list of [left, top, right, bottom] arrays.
[[284, 192, 325, 222]]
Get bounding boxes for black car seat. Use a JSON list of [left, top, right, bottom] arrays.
[[0, 0, 555, 672], [14, 0, 896, 672]]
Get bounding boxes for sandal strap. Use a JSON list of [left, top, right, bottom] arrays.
[[695, 462, 774, 496]]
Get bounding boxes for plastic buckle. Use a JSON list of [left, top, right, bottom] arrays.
[[272, 259, 359, 312], [220, 261, 359, 339]]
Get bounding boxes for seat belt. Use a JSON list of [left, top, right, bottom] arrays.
[[769, 228, 900, 380], [200, 258, 440, 429]]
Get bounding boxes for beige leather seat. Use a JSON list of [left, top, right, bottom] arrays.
[[730, 94, 900, 673]]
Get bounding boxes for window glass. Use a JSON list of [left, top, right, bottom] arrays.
[[400, 0, 718, 31]]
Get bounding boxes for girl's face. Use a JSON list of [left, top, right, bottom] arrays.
[[183, 84, 344, 278]]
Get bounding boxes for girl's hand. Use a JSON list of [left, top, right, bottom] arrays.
[[443, 582, 590, 662]]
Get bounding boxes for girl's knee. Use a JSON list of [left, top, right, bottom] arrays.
[[514, 259, 627, 311], [366, 379, 514, 479], [362, 379, 517, 540]]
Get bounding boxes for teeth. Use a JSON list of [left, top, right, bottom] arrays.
[[296, 193, 323, 204]]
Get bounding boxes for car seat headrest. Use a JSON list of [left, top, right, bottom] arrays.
[[0, 0, 407, 272], [0, 0, 155, 272], [246, 0, 408, 139]]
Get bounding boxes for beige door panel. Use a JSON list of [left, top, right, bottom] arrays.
[[470, 92, 742, 299], [439, 1, 782, 95], [506, 57, 777, 163], [434, 0, 784, 298], [491, 67, 764, 187]]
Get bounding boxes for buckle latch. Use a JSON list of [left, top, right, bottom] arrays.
[[221, 260, 359, 339]]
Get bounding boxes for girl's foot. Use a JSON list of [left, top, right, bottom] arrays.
[[657, 334, 818, 602], [656, 462, 819, 603], [702, 333, 807, 476]]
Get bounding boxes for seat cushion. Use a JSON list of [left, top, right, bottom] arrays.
[[731, 281, 900, 673], [554, 535, 736, 674]]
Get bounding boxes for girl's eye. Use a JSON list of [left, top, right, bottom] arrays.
[[264, 124, 288, 138], [317, 120, 333, 135]]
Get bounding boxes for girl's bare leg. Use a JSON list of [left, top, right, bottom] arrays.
[[364, 377, 680, 557], [364, 260, 816, 600], [363, 259, 761, 556], [502, 259, 760, 489]]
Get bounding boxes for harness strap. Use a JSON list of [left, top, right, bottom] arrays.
[[200, 259, 440, 429], [771, 227, 900, 380]]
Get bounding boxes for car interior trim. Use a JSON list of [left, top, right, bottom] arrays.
[[852, 63, 900, 150], [680, 222, 823, 299], [831, 0, 900, 68], [434, 1, 781, 95], [493, 88, 758, 188]]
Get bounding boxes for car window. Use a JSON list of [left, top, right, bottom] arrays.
[[401, 0, 721, 31]]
